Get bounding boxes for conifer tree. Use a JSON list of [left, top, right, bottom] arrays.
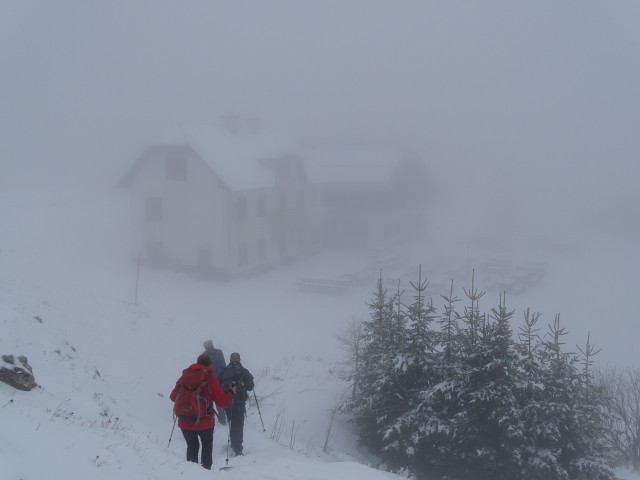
[[439, 279, 460, 365], [516, 308, 552, 479], [381, 266, 440, 468], [458, 270, 486, 359], [568, 333, 615, 480], [452, 293, 526, 480], [351, 273, 400, 455], [405, 265, 437, 367], [530, 314, 583, 479], [346, 270, 617, 480]]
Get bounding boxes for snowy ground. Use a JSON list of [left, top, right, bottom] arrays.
[[1, 185, 638, 479]]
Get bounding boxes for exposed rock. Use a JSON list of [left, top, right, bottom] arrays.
[[0, 354, 38, 391]]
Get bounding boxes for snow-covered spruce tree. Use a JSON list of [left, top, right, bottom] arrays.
[[447, 292, 527, 480], [457, 270, 486, 358], [529, 316, 614, 480], [347, 274, 615, 480], [380, 279, 415, 468], [439, 279, 461, 365], [403, 265, 438, 389], [389, 280, 409, 364], [566, 333, 616, 480], [400, 279, 465, 478], [517, 308, 542, 391], [382, 266, 442, 470], [408, 271, 489, 479], [350, 273, 403, 456], [515, 308, 556, 479], [516, 308, 543, 416], [525, 314, 578, 479]]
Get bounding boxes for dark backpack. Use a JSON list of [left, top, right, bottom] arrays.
[[220, 364, 248, 403], [173, 369, 210, 423]]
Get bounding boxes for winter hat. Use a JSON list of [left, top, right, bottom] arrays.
[[203, 339, 214, 349], [230, 352, 241, 363], [197, 353, 212, 366]]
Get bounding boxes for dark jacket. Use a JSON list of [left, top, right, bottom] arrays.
[[204, 346, 226, 378], [170, 363, 233, 430], [219, 361, 254, 404]]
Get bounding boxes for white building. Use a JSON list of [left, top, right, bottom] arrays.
[[305, 143, 426, 249], [120, 120, 425, 278]]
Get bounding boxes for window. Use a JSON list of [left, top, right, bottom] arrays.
[[236, 197, 248, 221], [145, 197, 163, 222], [166, 156, 187, 181]]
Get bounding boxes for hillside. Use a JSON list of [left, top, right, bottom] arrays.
[[1, 185, 638, 479]]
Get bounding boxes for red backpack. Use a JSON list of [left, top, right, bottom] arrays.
[[173, 369, 210, 423]]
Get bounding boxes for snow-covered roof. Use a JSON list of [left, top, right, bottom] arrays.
[[304, 143, 403, 184], [159, 124, 302, 191], [121, 126, 405, 190]]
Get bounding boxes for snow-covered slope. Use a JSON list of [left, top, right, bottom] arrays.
[[0, 186, 397, 479], [1, 185, 638, 479]]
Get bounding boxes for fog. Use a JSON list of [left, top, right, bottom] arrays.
[[1, 2, 639, 363], [3, 2, 640, 214]]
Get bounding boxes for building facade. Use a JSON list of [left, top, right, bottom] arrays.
[[120, 122, 425, 278]]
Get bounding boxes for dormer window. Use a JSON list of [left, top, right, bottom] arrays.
[[166, 156, 187, 181]]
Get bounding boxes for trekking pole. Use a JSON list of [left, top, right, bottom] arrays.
[[253, 389, 266, 432], [168, 415, 177, 447], [224, 424, 231, 468]]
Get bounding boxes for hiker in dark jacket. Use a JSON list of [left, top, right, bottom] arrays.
[[219, 352, 254, 456], [203, 340, 228, 425], [170, 353, 235, 470], [203, 340, 226, 378]]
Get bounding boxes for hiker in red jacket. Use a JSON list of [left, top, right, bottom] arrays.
[[170, 353, 236, 470]]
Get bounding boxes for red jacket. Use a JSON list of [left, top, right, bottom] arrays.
[[170, 363, 234, 430]]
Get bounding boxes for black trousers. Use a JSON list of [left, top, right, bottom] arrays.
[[181, 427, 214, 469], [226, 403, 246, 454]]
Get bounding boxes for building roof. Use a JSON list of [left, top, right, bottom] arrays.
[[164, 124, 302, 191], [119, 122, 302, 191], [119, 124, 407, 190], [304, 143, 403, 184], [169, 126, 298, 190]]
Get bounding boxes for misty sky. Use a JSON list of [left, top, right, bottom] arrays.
[[2, 0, 639, 241]]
